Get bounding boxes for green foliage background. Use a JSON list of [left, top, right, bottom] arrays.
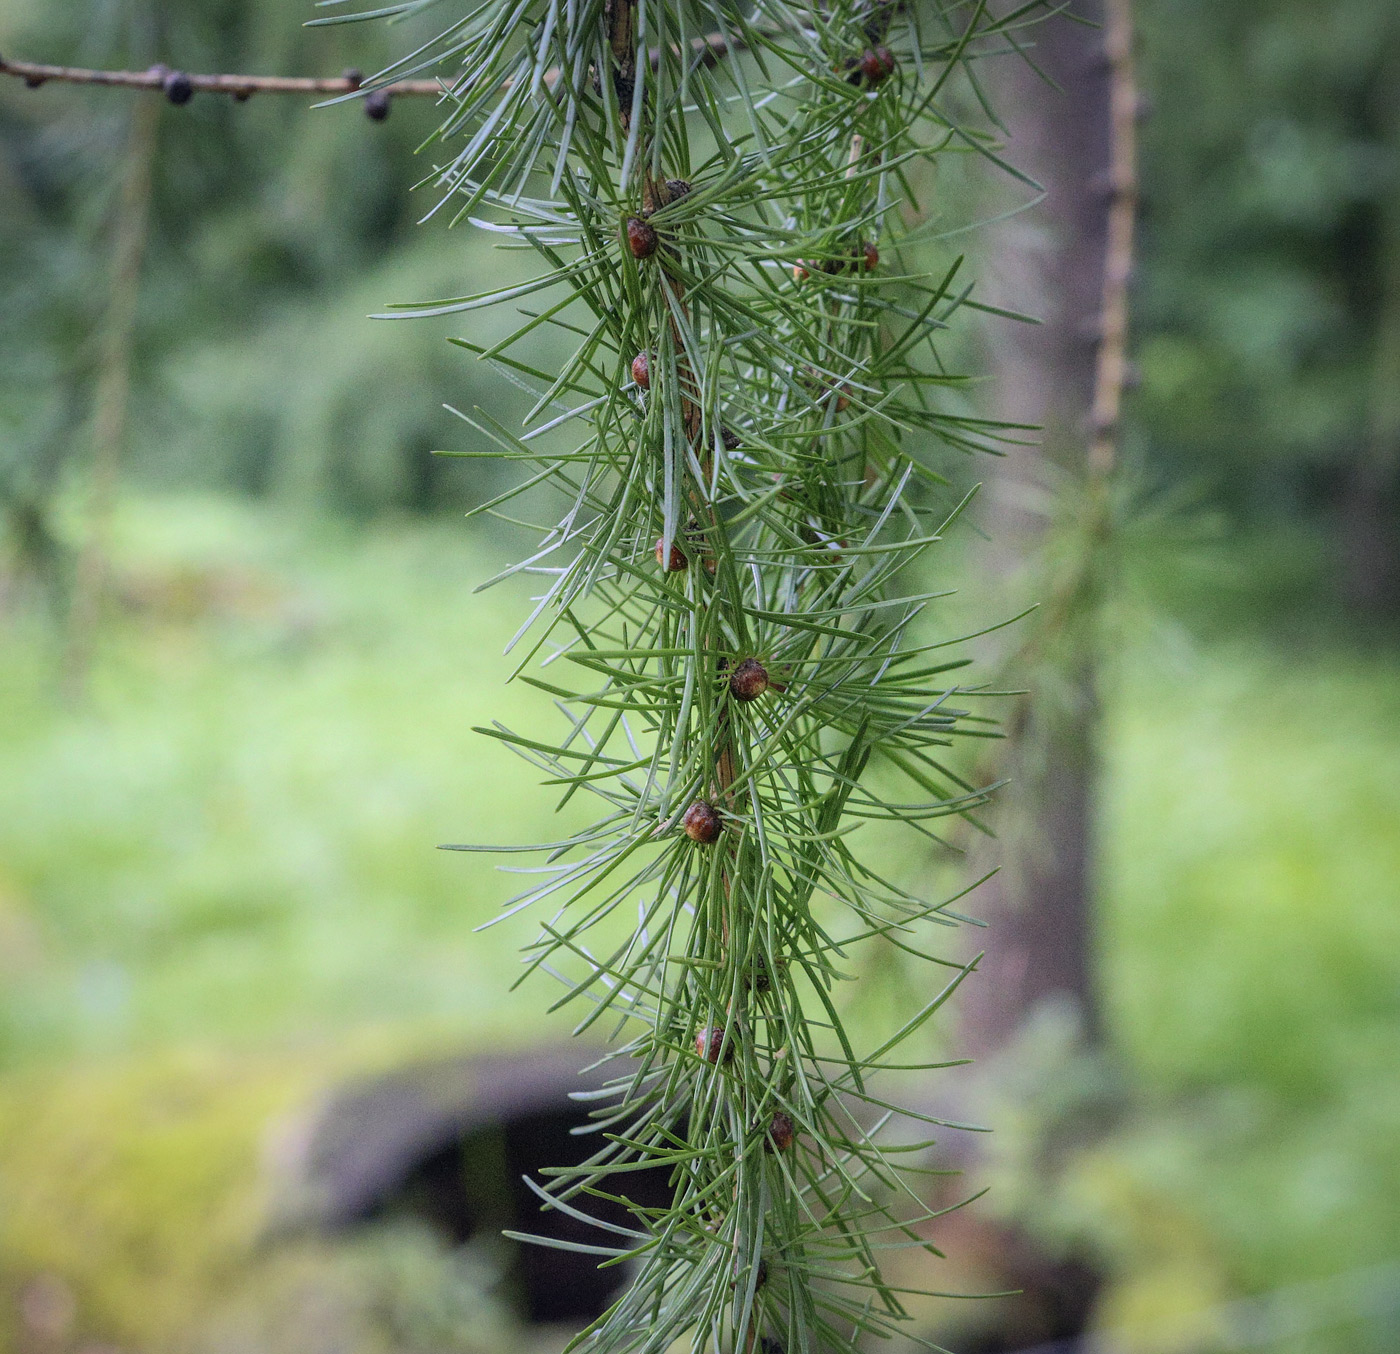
[[1, 1, 1398, 1353]]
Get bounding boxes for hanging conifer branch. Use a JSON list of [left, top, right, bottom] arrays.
[[324, 0, 1054, 1349]]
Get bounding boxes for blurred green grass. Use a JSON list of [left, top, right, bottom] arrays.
[[0, 494, 585, 1067], [2, 496, 1398, 1353], [1095, 632, 1400, 1300]]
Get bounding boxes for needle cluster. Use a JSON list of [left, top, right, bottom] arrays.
[[326, 0, 1047, 1348]]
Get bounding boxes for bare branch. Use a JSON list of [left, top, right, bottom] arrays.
[[0, 33, 740, 104], [0, 55, 445, 99], [1087, 0, 1140, 478]]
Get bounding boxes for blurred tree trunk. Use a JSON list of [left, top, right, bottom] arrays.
[[1341, 44, 1400, 617], [61, 90, 158, 703], [935, 8, 1135, 1345], [959, 3, 1116, 1059]]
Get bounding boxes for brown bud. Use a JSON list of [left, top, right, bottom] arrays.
[[364, 89, 391, 121], [860, 240, 879, 271], [682, 800, 721, 842], [793, 261, 811, 282], [24, 74, 47, 89], [729, 658, 769, 702], [232, 87, 253, 102], [162, 71, 193, 106], [342, 68, 364, 91], [767, 1111, 795, 1152], [860, 46, 896, 84], [732, 1255, 768, 1288], [656, 537, 687, 573], [664, 178, 693, 202], [632, 351, 651, 390], [626, 216, 658, 259], [696, 1024, 733, 1063]]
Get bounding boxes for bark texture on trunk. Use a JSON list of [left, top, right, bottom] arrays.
[[958, 3, 1114, 1060], [1341, 47, 1400, 618]]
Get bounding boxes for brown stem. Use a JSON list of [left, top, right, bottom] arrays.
[[0, 57, 445, 97], [967, 0, 1140, 772], [1086, 0, 1139, 482], [0, 33, 742, 100]]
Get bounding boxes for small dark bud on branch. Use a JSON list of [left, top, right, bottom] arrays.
[[364, 89, 391, 121], [632, 351, 651, 389], [626, 215, 658, 259], [859, 46, 896, 84], [682, 800, 721, 842], [767, 1111, 795, 1152], [664, 177, 692, 202], [163, 70, 193, 105], [861, 240, 879, 270], [656, 536, 687, 572], [343, 68, 364, 90], [732, 1255, 768, 1288], [729, 658, 769, 702], [696, 1024, 733, 1062]]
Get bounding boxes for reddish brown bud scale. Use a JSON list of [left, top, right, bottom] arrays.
[[793, 261, 810, 281], [860, 46, 896, 84], [767, 1110, 795, 1152], [732, 1255, 768, 1288], [632, 351, 651, 389], [696, 1024, 733, 1063], [729, 658, 770, 702], [681, 800, 721, 842], [861, 240, 880, 271], [626, 215, 658, 259], [656, 537, 687, 573]]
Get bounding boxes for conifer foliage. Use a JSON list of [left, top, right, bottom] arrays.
[[327, 0, 1045, 1348]]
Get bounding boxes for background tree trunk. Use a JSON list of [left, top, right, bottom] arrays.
[[958, 2, 1115, 1059], [1341, 44, 1400, 617]]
